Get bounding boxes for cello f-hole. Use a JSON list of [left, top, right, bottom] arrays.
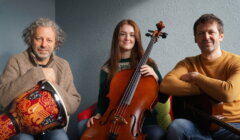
[[130, 114, 138, 137]]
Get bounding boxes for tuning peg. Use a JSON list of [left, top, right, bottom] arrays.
[[148, 30, 154, 33], [161, 32, 168, 39], [145, 33, 152, 37], [146, 30, 155, 37]]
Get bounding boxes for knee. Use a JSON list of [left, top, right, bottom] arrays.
[[166, 119, 193, 140], [166, 119, 212, 140], [143, 125, 165, 140], [168, 118, 192, 130], [9, 133, 34, 140], [42, 129, 68, 140]]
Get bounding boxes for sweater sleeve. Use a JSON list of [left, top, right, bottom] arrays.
[[193, 60, 240, 102], [150, 62, 162, 83], [159, 60, 201, 96], [94, 70, 109, 115], [52, 61, 81, 115], [0, 56, 45, 108]]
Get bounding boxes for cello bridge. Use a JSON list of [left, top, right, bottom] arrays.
[[112, 115, 128, 125]]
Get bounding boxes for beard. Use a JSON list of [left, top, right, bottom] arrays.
[[32, 47, 53, 61], [199, 43, 216, 54]]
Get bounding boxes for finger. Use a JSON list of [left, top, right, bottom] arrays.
[[141, 66, 151, 72], [140, 68, 145, 72], [141, 65, 150, 70], [142, 68, 154, 73], [143, 73, 153, 77], [144, 73, 152, 76], [141, 70, 148, 75], [89, 118, 94, 126], [141, 64, 150, 68], [140, 65, 150, 71], [87, 120, 90, 127], [141, 65, 147, 68], [95, 115, 100, 119]]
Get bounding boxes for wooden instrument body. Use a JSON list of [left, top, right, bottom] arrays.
[[172, 94, 225, 131], [81, 69, 158, 140], [81, 21, 167, 140]]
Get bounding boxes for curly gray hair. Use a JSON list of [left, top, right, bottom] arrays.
[[22, 18, 65, 48]]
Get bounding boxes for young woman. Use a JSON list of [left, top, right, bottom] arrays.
[[78, 19, 171, 140]]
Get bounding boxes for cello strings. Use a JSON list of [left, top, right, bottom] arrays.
[[109, 37, 156, 134], [116, 36, 155, 111], [109, 67, 140, 134], [109, 37, 156, 135], [109, 72, 139, 134]]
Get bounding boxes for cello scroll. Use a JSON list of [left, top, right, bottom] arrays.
[[145, 21, 168, 41]]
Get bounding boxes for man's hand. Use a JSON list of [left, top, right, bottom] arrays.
[[180, 72, 199, 83], [42, 68, 56, 83]]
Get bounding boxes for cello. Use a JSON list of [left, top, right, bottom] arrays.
[[81, 21, 168, 140]]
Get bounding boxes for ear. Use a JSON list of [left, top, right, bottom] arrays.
[[219, 33, 224, 41]]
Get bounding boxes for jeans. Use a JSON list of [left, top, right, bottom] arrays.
[[10, 129, 68, 140], [78, 119, 166, 140], [212, 122, 240, 140], [166, 118, 240, 140], [166, 119, 212, 140]]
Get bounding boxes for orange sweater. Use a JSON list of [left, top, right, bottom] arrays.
[[160, 50, 240, 123]]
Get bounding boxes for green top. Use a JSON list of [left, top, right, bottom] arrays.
[[95, 58, 171, 129]]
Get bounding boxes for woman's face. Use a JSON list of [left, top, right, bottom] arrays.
[[118, 24, 135, 57]]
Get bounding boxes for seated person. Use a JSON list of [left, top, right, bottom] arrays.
[[160, 13, 240, 140], [0, 18, 81, 140], [78, 19, 171, 140]]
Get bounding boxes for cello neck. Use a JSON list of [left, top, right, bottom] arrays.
[[137, 36, 157, 70], [121, 21, 167, 105], [123, 36, 157, 105]]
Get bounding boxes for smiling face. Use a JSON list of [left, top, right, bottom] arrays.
[[32, 26, 56, 65], [195, 22, 224, 54], [118, 24, 136, 58]]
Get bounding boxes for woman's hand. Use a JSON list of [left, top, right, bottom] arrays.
[[86, 113, 102, 127], [140, 65, 159, 81]]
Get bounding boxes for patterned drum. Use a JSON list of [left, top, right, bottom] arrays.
[[0, 81, 68, 140]]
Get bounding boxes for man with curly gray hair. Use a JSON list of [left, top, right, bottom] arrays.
[[22, 18, 65, 49], [0, 18, 81, 140]]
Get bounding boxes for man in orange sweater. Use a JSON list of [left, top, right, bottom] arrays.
[[160, 13, 240, 140]]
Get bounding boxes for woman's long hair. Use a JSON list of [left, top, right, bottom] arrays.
[[105, 19, 154, 79]]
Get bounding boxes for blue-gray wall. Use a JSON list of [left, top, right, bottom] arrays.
[[0, 0, 55, 72], [55, 1, 240, 139], [1, 0, 240, 139]]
